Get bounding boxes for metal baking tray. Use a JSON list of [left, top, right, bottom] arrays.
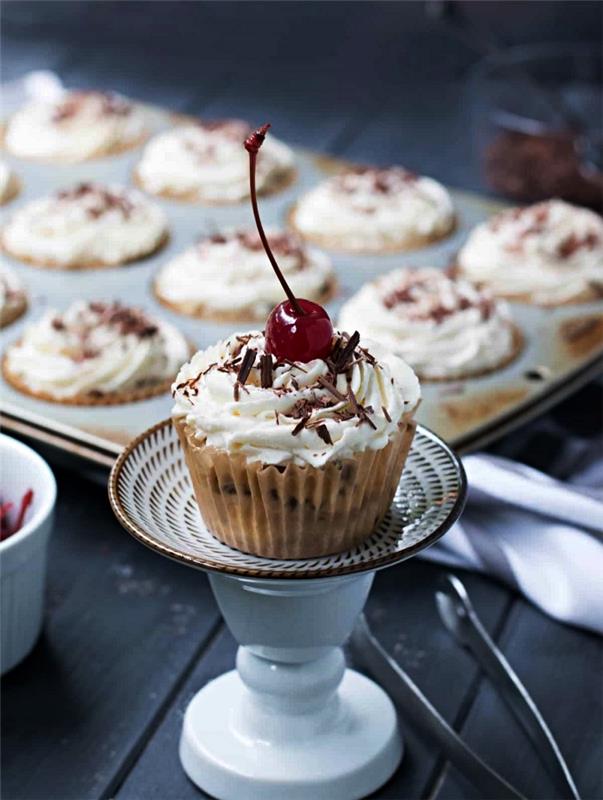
[[1, 103, 602, 468]]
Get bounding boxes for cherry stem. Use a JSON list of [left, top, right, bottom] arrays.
[[245, 123, 305, 316]]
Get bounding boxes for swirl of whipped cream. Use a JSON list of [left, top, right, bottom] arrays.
[[155, 228, 335, 319], [457, 200, 603, 305], [135, 120, 295, 203], [172, 330, 420, 467], [5, 301, 189, 400], [2, 182, 168, 267], [0, 264, 26, 327], [0, 161, 19, 205], [339, 268, 517, 380], [4, 91, 149, 162], [292, 167, 455, 251]]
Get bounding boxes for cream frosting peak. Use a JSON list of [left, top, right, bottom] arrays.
[[172, 331, 420, 466], [338, 268, 517, 380], [457, 200, 603, 305], [292, 166, 454, 251], [135, 121, 294, 203], [5, 301, 188, 399], [155, 228, 334, 318], [5, 90, 149, 162], [2, 182, 167, 267]]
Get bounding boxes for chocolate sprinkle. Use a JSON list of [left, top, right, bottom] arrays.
[[316, 424, 332, 445], [260, 354, 273, 388], [334, 331, 360, 371], [382, 405, 392, 422], [236, 348, 256, 385], [291, 416, 308, 436], [317, 376, 346, 401]]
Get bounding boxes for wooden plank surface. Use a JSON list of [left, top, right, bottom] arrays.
[[1, 464, 221, 800], [115, 563, 511, 800]]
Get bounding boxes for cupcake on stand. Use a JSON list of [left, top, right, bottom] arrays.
[[110, 125, 466, 800]]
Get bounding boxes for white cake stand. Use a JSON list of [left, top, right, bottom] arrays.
[[109, 420, 466, 800]]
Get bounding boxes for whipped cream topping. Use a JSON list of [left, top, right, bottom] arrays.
[[5, 301, 189, 399], [2, 182, 167, 267], [0, 264, 26, 320], [293, 167, 454, 251], [172, 330, 420, 467], [155, 228, 334, 317], [5, 91, 149, 162], [457, 200, 603, 304], [136, 120, 294, 202], [0, 161, 18, 204], [339, 268, 516, 380]]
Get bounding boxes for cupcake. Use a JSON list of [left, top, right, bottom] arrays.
[[134, 119, 295, 204], [289, 166, 455, 253], [338, 267, 521, 381], [154, 228, 336, 322], [456, 199, 603, 306], [0, 265, 27, 329], [0, 161, 19, 205], [3, 300, 189, 405], [4, 90, 149, 162], [169, 124, 420, 559], [172, 329, 419, 559], [1, 182, 168, 269]]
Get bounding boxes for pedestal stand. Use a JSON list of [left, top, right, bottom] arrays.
[[109, 420, 465, 800]]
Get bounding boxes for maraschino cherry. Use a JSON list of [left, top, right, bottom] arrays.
[[245, 124, 333, 362]]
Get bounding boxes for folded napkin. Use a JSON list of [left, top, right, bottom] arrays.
[[421, 453, 603, 635]]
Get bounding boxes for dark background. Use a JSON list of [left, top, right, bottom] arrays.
[[2, 1, 602, 192], [2, 4, 602, 800]]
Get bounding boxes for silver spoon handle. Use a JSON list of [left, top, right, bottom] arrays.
[[350, 615, 527, 800], [436, 575, 581, 800]]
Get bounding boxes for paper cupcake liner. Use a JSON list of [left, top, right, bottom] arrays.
[[287, 205, 456, 255], [174, 414, 417, 559]]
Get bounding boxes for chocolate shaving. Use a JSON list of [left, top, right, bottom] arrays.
[[236, 348, 256, 385], [233, 383, 240, 402], [348, 386, 377, 430], [260, 354, 273, 388], [317, 376, 346, 401], [291, 416, 308, 436], [334, 331, 360, 371], [315, 424, 332, 445]]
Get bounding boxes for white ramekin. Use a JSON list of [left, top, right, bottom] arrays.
[[0, 434, 56, 674]]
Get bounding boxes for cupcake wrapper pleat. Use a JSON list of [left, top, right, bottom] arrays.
[[174, 415, 416, 559]]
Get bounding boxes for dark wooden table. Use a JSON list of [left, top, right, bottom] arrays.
[[2, 4, 602, 798]]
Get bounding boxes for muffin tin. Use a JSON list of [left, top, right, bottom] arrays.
[[1, 101, 602, 467]]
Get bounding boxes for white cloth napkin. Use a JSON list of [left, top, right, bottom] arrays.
[[421, 453, 603, 635]]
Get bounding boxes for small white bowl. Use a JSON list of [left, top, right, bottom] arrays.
[[0, 434, 56, 674]]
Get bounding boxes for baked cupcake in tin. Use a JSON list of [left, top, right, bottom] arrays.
[[134, 119, 295, 204], [3, 300, 189, 405], [172, 329, 419, 559], [1, 182, 168, 269], [456, 199, 603, 306], [0, 265, 27, 329], [0, 161, 19, 206], [154, 228, 336, 322], [338, 267, 521, 381], [4, 90, 150, 162], [289, 166, 455, 253]]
